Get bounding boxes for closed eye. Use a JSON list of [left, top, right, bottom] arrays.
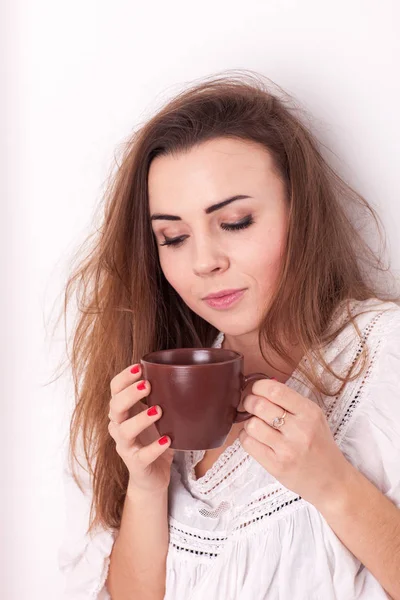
[[159, 215, 255, 248]]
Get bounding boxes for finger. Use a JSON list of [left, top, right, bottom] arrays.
[[114, 405, 163, 451], [244, 394, 288, 432], [108, 419, 123, 440], [109, 379, 152, 423], [244, 415, 281, 448], [239, 428, 276, 460], [110, 362, 143, 397], [135, 434, 172, 468], [251, 379, 300, 415]]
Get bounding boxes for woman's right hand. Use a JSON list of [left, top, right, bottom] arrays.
[[108, 362, 174, 496]]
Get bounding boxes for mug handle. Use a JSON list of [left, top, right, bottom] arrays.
[[233, 373, 271, 423]]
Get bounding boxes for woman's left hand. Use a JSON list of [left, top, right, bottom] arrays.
[[240, 378, 354, 509]]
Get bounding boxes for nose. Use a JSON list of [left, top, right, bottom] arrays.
[[192, 235, 229, 276]]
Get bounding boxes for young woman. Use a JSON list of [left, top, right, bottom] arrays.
[[57, 72, 400, 599]]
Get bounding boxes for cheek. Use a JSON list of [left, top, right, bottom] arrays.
[[242, 227, 286, 279], [159, 253, 189, 294], [242, 235, 286, 321]]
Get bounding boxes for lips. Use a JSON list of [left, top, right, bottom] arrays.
[[203, 288, 246, 300], [203, 289, 247, 310]]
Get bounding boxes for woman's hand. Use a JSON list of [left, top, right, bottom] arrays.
[[240, 378, 353, 508], [108, 363, 174, 495]]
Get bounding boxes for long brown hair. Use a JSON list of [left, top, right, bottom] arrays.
[[49, 70, 399, 533]]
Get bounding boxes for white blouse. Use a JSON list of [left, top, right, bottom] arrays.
[[58, 297, 400, 599]]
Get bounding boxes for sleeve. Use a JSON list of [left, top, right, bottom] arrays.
[[340, 308, 400, 509], [58, 447, 118, 600]]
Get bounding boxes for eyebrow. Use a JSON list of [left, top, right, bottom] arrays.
[[150, 194, 252, 222]]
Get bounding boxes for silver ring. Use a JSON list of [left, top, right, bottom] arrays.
[[271, 409, 287, 429]]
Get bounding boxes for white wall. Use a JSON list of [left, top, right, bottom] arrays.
[[4, 0, 399, 597]]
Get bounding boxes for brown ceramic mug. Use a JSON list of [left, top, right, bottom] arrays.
[[140, 347, 270, 450]]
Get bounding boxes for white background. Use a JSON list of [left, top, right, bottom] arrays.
[[2, 1, 399, 598]]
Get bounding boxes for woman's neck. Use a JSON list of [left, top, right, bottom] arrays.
[[221, 331, 304, 384]]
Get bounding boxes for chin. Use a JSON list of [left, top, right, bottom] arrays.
[[207, 316, 260, 339], [187, 299, 260, 338], [220, 325, 258, 338]]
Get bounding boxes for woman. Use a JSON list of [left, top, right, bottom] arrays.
[[57, 71, 400, 599]]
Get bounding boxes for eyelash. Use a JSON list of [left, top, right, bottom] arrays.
[[159, 215, 255, 248]]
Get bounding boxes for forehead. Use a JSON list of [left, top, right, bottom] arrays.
[[147, 137, 277, 212]]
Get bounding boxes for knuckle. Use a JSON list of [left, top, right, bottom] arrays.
[[241, 433, 252, 450], [114, 443, 124, 457], [118, 423, 131, 442], [109, 397, 120, 416], [308, 424, 320, 446], [305, 416, 318, 433], [135, 449, 147, 468], [268, 383, 282, 402], [296, 425, 311, 447], [280, 444, 294, 463], [307, 411, 322, 433], [254, 396, 265, 413], [251, 380, 264, 396], [246, 417, 257, 434], [277, 452, 289, 469], [110, 375, 119, 397], [303, 434, 313, 451]]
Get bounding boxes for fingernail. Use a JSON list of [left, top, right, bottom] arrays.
[[271, 377, 277, 381], [137, 381, 146, 390], [147, 406, 158, 417], [158, 436, 169, 445], [130, 364, 140, 374]]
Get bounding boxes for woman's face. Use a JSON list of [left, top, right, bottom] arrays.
[[148, 137, 289, 336]]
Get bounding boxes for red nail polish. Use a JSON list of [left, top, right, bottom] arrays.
[[158, 436, 169, 445], [137, 381, 146, 390], [147, 406, 158, 417], [130, 364, 140, 374]]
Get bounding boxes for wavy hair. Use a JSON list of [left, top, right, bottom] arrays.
[[49, 70, 399, 533]]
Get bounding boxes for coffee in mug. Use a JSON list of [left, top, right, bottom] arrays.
[[140, 347, 270, 450]]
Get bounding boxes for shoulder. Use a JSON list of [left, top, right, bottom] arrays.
[[337, 297, 400, 337], [320, 297, 400, 372], [333, 299, 400, 432], [356, 298, 400, 399], [349, 298, 400, 383], [304, 298, 399, 390], [354, 297, 400, 336]]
